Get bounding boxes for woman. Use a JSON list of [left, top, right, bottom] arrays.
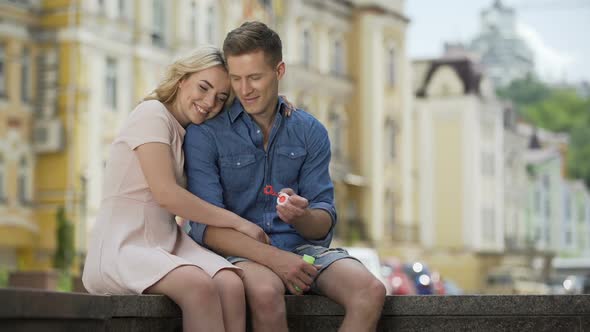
[[82, 46, 276, 332]]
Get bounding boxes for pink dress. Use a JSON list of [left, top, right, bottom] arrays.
[[82, 100, 241, 295]]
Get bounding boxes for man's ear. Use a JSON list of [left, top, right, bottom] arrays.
[[276, 61, 286, 80]]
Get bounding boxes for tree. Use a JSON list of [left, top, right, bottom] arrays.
[[498, 77, 590, 186], [54, 206, 75, 272]]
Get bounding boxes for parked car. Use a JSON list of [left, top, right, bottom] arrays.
[[484, 267, 549, 295], [430, 271, 446, 295], [442, 279, 463, 295], [404, 262, 434, 295], [381, 258, 416, 295], [344, 247, 392, 295]]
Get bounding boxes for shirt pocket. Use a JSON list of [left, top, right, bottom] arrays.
[[276, 146, 307, 185], [219, 154, 257, 192]]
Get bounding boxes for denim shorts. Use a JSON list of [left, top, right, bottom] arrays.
[[227, 244, 359, 294]]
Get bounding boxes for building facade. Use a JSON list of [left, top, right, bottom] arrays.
[[412, 56, 505, 292]]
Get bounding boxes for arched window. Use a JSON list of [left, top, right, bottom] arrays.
[[18, 156, 31, 204], [21, 46, 31, 102], [0, 44, 6, 96], [152, 0, 166, 47], [206, 4, 217, 44], [0, 153, 5, 202], [385, 119, 397, 160], [387, 46, 395, 86], [332, 38, 345, 75], [190, 1, 198, 44], [302, 28, 312, 67], [328, 112, 343, 159]]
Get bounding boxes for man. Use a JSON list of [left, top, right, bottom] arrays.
[[184, 21, 385, 332]]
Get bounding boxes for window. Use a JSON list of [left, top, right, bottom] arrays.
[[97, 0, 105, 14], [206, 5, 216, 44], [259, 0, 272, 9], [387, 46, 395, 86], [190, 1, 198, 43], [21, 47, 31, 102], [0, 153, 5, 202], [18, 156, 30, 204], [328, 112, 343, 159], [482, 208, 496, 242], [386, 120, 397, 160], [302, 28, 312, 67], [564, 191, 571, 221], [0, 45, 5, 96], [332, 39, 344, 75], [118, 0, 126, 18], [152, 0, 165, 47], [481, 152, 495, 176], [105, 57, 117, 109]]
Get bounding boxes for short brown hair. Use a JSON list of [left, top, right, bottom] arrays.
[[223, 21, 282, 67]]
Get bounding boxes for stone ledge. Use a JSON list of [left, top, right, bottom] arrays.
[[2, 288, 590, 331]]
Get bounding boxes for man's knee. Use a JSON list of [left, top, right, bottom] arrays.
[[247, 283, 286, 315], [350, 277, 386, 310]]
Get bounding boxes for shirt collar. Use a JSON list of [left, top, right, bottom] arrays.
[[228, 96, 288, 124]]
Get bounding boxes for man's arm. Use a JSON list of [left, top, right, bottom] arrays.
[[276, 120, 336, 242]]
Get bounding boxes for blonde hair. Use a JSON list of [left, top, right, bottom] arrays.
[[143, 46, 227, 104]]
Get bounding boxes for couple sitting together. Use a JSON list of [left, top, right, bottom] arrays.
[[82, 21, 385, 332]]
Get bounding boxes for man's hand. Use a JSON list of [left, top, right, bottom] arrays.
[[276, 188, 309, 225], [266, 250, 319, 295], [235, 222, 270, 244]]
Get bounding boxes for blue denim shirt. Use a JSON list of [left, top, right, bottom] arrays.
[[184, 97, 336, 252]]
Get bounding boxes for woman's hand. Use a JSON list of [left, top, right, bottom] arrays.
[[235, 222, 270, 244], [280, 95, 297, 117]]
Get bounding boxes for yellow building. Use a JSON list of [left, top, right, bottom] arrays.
[[0, 1, 39, 270], [412, 56, 505, 292], [1, 0, 415, 276], [1, 0, 226, 273]]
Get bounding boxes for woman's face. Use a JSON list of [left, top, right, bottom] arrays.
[[176, 65, 230, 126]]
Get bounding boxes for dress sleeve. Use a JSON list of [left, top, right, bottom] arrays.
[[116, 101, 173, 150]]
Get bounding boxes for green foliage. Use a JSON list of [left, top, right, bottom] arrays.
[[496, 74, 551, 116], [567, 125, 590, 187], [499, 76, 590, 186], [57, 270, 73, 292], [53, 206, 75, 272], [0, 267, 8, 287], [522, 89, 590, 132]]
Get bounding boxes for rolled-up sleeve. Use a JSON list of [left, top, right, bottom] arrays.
[[183, 124, 224, 246], [299, 120, 337, 245]]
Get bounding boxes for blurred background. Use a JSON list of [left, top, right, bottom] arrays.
[[1, 0, 589, 296]]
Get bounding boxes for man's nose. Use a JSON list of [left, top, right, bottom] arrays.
[[240, 81, 252, 96]]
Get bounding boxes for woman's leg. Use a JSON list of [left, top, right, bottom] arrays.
[[212, 269, 246, 332], [144, 265, 225, 332]]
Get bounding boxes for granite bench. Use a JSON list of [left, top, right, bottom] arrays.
[[1, 288, 590, 331]]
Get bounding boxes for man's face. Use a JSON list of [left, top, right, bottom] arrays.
[[227, 50, 284, 117]]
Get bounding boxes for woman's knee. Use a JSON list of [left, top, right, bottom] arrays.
[[176, 266, 220, 306], [214, 269, 245, 297]]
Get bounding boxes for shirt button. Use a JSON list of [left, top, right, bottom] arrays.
[[236, 162, 241, 166], [290, 152, 295, 156], [257, 130, 261, 134], [266, 222, 270, 226]]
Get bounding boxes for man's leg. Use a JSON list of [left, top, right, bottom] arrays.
[[235, 260, 289, 332], [315, 258, 386, 332]]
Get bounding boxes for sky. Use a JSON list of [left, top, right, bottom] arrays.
[[405, 0, 590, 83]]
